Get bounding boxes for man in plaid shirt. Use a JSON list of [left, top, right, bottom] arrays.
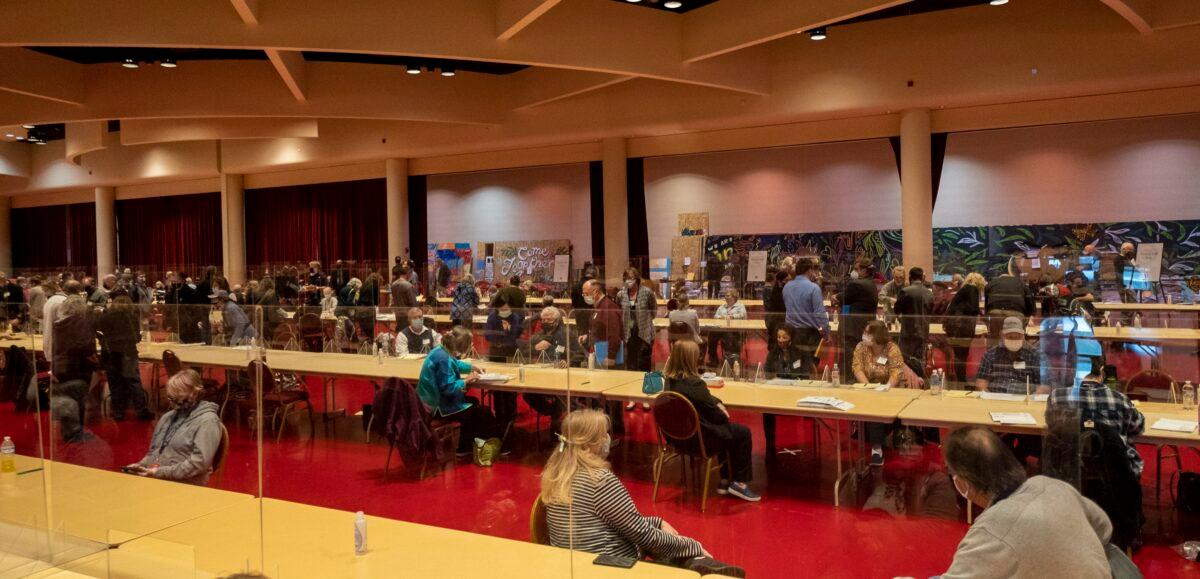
[[976, 317, 1047, 395], [1047, 364, 1145, 476]]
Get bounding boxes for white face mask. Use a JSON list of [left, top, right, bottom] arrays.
[[409, 319, 424, 331], [624, 279, 635, 289], [599, 435, 612, 458], [1004, 338, 1024, 352], [498, 309, 512, 319], [584, 294, 596, 306], [850, 270, 860, 280], [862, 334, 873, 345], [952, 475, 970, 501]]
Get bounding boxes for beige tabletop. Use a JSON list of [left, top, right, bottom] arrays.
[[44, 497, 698, 579], [898, 392, 1200, 447], [1093, 302, 1200, 312], [603, 379, 922, 423], [0, 456, 255, 546]]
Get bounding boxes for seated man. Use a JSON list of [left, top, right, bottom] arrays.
[[976, 317, 1046, 395], [1047, 359, 1144, 477], [524, 306, 575, 432], [940, 426, 1112, 578], [395, 307, 441, 355]]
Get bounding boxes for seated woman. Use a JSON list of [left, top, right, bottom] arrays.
[[416, 326, 501, 457], [761, 327, 803, 453], [851, 320, 907, 467], [484, 298, 524, 426], [126, 369, 222, 485], [708, 289, 746, 368], [541, 409, 745, 577], [664, 340, 759, 502], [666, 293, 701, 344]]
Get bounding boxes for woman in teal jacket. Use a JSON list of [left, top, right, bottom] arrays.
[[417, 326, 500, 456]]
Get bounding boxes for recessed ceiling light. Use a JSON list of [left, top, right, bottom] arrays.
[[625, 0, 642, 3], [809, 27, 827, 40], [159, 58, 177, 68], [122, 58, 139, 69], [21, 124, 34, 129], [405, 65, 421, 75], [664, 1, 683, 8], [440, 68, 456, 77], [989, 0, 1009, 4]]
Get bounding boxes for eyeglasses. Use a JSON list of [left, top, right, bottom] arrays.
[[165, 394, 184, 406]]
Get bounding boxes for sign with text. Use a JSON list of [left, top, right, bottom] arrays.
[[491, 239, 571, 283], [1136, 242, 1164, 282], [747, 251, 768, 282], [553, 254, 570, 283]]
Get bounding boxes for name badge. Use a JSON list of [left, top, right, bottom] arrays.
[[792, 359, 803, 369], [876, 356, 888, 365], [1013, 361, 1026, 370], [556, 345, 566, 354], [422, 339, 431, 345]]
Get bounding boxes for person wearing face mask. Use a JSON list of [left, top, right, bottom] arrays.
[[894, 266, 933, 378], [762, 327, 803, 453], [839, 257, 879, 375], [395, 307, 441, 356], [782, 259, 829, 378], [878, 266, 907, 322], [976, 317, 1046, 395], [523, 307, 573, 433], [540, 409, 746, 577], [126, 370, 222, 485], [708, 289, 746, 369], [484, 298, 525, 428], [577, 279, 626, 438], [617, 267, 657, 376], [493, 275, 527, 310], [1113, 241, 1138, 323], [417, 327, 501, 458], [939, 426, 1113, 579], [945, 273, 986, 384], [852, 320, 907, 466], [665, 340, 760, 502]]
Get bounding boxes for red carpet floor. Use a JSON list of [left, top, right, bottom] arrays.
[[5, 372, 1200, 578]]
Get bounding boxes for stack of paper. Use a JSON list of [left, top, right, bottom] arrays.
[[765, 379, 798, 386], [1150, 419, 1198, 433], [979, 392, 1028, 402], [989, 412, 1037, 425], [477, 373, 511, 383], [796, 396, 855, 411]]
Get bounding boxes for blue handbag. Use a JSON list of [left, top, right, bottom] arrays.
[[642, 371, 664, 395]]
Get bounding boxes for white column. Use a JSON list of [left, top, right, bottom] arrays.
[[95, 186, 116, 277], [0, 195, 11, 274], [602, 138, 629, 283], [900, 109, 933, 274], [221, 174, 246, 286], [385, 158, 409, 277]]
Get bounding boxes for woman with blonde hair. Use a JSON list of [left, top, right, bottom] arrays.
[[541, 409, 744, 577], [663, 340, 759, 502], [126, 369, 222, 485], [945, 272, 986, 384]]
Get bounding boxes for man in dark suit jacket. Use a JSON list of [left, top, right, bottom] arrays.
[[839, 257, 879, 375], [895, 266, 933, 377]]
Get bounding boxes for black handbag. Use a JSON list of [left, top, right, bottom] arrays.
[[1172, 471, 1200, 513]]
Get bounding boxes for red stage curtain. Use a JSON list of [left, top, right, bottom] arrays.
[[116, 193, 221, 275], [13, 203, 97, 274], [244, 179, 386, 267]]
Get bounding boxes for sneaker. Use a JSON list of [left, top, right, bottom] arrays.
[[684, 557, 746, 578], [715, 479, 730, 495], [641, 402, 650, 411], [870, 446, 884, 467], [726, 482, 761, 502], [625, 401, 636, 411]]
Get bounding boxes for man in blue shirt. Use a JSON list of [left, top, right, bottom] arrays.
[[976, 317, 1045, 395], [782, 259, 829, 378]]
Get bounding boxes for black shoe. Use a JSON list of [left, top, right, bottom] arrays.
[[684, 557, 745, 578]]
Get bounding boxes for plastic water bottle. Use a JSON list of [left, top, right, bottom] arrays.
[[1, 437, 15, 473], [587, 352, 596, 370], [375, 343, 384, 365], [831, 363, 841, 387], [1133, 313, 1143, 329], [930, 369, 944, 397], [1183, 381, 1196, 411], [733, 360, 741, 380], [354, 511, 368, 555], [518, 366, 526, 383]]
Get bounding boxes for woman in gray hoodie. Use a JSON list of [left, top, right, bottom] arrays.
[[127, 369, 222, 486]]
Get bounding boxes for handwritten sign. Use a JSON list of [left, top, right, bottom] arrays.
[[747, 251, 768, 282], [491, 239, 571, 282], [1136, 242, 1164, 282]]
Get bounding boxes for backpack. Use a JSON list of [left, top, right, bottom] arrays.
[[1173, 471, 1200, 513]]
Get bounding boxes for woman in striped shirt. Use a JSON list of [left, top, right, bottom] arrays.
[[539, 409, 745, 577]]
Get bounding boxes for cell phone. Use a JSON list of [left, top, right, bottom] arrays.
[[120, 465, 143, 474], [593, 554, 637, 569]]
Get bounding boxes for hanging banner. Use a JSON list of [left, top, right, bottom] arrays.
[[490, 239, 572, 283], [427, 243, 473, 279]]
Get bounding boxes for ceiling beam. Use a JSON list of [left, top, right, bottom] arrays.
[[682, 0, 911, 62], [265, 49, 307, 101], [0, 47, 86, 105], [1098, 0, 1153, 34], [510, 69, 634, 110], [229, 0, 259, 25], [496, 0, 563, 41], [0, 0, 768, 95]]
